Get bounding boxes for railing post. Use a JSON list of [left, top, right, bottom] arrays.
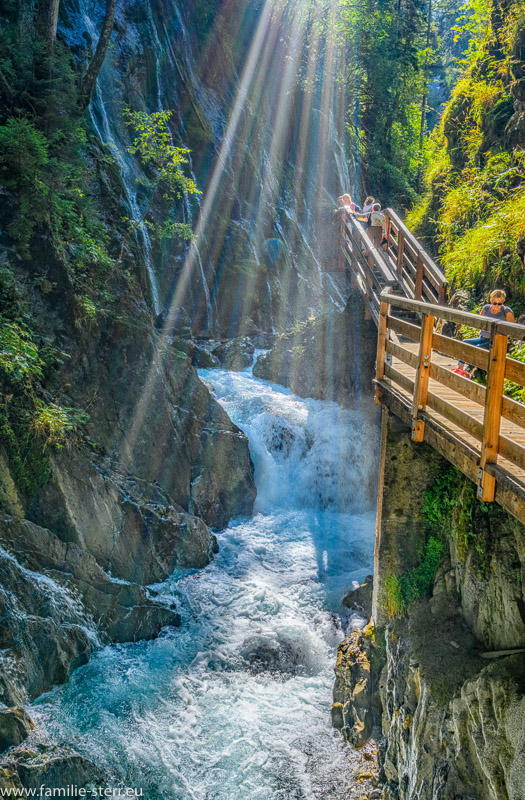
[[397, 230, 405, 276], [384, 214, 391, 257], [338, 223, 345, 271], [415, 255, 424, 301], [478, 331, 507, 501], [411, 313, 435, 442], [375, 300, 389, 405]]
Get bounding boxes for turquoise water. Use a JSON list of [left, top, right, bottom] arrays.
[[32, 369, 378, 799]]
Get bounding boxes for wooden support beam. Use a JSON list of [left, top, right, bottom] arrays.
[[478, 332, 507, 501], [376, 381, 525, 527], [411, 313, 435, 441], [375, 300, 389, 404]]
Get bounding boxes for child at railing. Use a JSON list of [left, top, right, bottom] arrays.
[[335, 194, 356, 223], [452, 290, 515, 378]]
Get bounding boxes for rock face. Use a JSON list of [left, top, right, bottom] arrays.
[[0, 743, 101, 792], [0, 709, 34, 754], [0, 311, 256, 706], [332, 626, 382, 747], [212, 337, 255, 371], [336, 407, 525, 800], [379, 598, 525, 800], [253, 295, 379, 413]]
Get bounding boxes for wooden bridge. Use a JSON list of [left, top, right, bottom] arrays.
[[338, 210, 525, 525]]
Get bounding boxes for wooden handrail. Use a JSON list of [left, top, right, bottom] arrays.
[[376, 295, 525, 505], [384, 209, 446, 289], [382, 291, 525, 341]]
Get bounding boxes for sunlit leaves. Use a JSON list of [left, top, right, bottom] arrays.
[[123, 108, 200, 243]]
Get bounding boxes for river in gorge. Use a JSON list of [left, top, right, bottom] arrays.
[[30, 365, 379, 799]]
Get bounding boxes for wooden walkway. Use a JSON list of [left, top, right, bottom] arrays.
[[334, 211, 525, 525]]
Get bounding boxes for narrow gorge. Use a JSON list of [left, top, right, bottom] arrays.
[[1, 0, 524, 798]]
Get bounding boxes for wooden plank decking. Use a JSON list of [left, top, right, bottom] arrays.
[[388, 341, 525, 485]]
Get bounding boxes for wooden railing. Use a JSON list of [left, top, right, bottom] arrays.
[[337, 209, 448, 320], [340, 216, 397, 324], [383, 209, 448, 306], [376, 292, 525, 503]]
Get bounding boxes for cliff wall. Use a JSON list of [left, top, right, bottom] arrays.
[[334, 408, 525, 800], [0, 0, 258, 741]]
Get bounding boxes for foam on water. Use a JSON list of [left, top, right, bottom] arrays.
[[31, 369, 378, 799]]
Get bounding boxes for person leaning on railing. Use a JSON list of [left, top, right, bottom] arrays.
[[334, 193, 356, 223], [452, 289, 515, 378]]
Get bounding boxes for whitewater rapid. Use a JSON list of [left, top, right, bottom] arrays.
[[31, 367, 378, 799]]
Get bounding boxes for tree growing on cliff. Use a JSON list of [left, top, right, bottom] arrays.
[[80, 0, 118, 109], [36, 0, 60, 56], [122, 109, 200, 251]]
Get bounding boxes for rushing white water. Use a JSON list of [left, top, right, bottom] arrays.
[[31, 368, 378, 798]]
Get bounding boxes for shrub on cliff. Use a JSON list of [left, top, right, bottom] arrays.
[[407, 0, 525, 311]]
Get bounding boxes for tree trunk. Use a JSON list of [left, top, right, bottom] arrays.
[[80, 0, 118, 109], [37, 0, 60, 56]]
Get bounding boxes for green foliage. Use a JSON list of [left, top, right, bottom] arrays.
[[504, 342, 525, 402], [385, 537, 444, 618], [0, 118, 49, 256], [338, 0, 430, 205], [408, 0, 525, 308], [399, 537, 444, 603], [0, 322, 43, 382], [422, 465, 461, 529], [32, 401, 89, 448], [123, 109, 199, 244], [385, 574, 405, 618]]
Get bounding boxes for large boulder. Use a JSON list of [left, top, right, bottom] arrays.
[[0, 709, 34, 754], [22, 324, 256, 574], [0, 744, 101, 793], [212, 337, 255, 371]]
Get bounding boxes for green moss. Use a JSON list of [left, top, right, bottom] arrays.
[[385, 536, 444, 618]]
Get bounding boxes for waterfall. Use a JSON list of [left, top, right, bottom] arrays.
[[30, 367, 378, 798]]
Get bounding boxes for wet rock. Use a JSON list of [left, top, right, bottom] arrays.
[[0, 544, 94, 706], [212, 337, 255, 370], [331, 626, 383, 746], [342, 574, 373, 617], [24, 318, 256, 550], [0, 516, 180, 704], [252, 331, 278, 349], [240, 633, 308, 677], [378, 604, 525, 800], [0, 743, 101, 792], [253, 295, 378, 414], [191, 344, 219, 368], [155, 306, 193, 338], [0, 709, 34, 754]]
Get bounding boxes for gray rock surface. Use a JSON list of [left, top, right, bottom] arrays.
[[253, 295, 378, 413], [0, 743, 101, 792], [212, 337, 255, 371], [0, 709, 34, 754]]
